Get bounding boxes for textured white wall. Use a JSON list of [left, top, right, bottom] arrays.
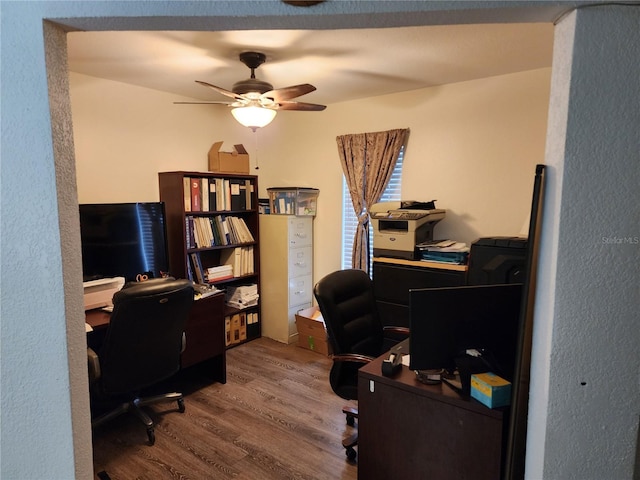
[[527, 6, 640, 480]]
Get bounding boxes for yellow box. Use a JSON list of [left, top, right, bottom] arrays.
[[471, 372, 511, 408], [295, 306, 332, 355], [225, 313, 247, 346], [208, 142, 250, 174]]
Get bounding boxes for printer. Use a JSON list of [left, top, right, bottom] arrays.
[[370, 201, 445, 260], [83, 276, 125, 310]]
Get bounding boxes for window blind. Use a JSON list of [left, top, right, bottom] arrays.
[[341, 146, 404, 272]]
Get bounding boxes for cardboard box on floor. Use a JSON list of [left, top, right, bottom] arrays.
[[295, 306, 332, 356], [208, 142, 250, 174]]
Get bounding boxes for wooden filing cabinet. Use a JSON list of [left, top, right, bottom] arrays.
[[259, 215, 313, 344]]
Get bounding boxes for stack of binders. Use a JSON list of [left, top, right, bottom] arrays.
[[207, 264, 234, 282]]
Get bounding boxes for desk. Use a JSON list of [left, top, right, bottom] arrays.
[[357, 352, 505, 480], [86, 291, 227, 383]]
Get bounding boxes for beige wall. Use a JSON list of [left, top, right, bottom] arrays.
[[70, 67, 551, 283]]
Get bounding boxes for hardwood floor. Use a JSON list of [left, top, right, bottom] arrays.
[[92, 337, 358, 480]]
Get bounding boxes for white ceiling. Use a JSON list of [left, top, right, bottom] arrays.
[[67, 23, 554, 106]]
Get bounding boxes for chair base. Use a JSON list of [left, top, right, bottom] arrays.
[[92, 391, 185, 445], [342, 405, 358, 461], [343, 405, 358, 426]]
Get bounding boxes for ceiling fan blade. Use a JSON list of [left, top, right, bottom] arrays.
[[174, 101, 232, 105], [195, 80, 243, 100], [276, 101, 327, 111], [264, 84, 316, 102]]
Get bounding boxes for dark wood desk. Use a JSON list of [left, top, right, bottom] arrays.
[[86, 292, 227, 383], [358, 353, 506, 480]]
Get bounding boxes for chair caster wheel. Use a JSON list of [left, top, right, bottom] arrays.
[[346, 446, 357, 461], [147, 427, 155, 446], [178, 398, 185, 413]]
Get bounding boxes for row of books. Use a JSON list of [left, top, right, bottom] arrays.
[[183, 177, 254, 212], [225, 311, 259, 346], [186, 215, 254, 249], [189, 247, 255, 284], [221, 247, 255, 280]]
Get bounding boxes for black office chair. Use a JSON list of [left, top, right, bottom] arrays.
[[314, 269, 409, 461], [87, 277, 194, 445]]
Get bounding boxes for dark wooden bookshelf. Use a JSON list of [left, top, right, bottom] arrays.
[[159, 171, 261, 347]]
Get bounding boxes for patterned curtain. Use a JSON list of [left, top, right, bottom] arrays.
[[336, 128, 408, 272]]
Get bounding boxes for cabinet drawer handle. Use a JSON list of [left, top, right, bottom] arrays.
[[294, 290, 305, 295], [294, 262, 307, 267]]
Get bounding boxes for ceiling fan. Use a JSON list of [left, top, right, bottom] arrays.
[[176, 51, 326, 130]]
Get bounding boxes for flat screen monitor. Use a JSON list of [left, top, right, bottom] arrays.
[[409, 283, 523, 382], [79, 202, 169, 282]]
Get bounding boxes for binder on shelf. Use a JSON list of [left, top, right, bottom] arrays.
[[239, 180, 250, 210], [224, 179, 231, 211], [190, 252, 206, 284], [230, 179, 245, 211], [208, 179, 217, 211], [190, 178, 201, 212], [209, 217, 220, 246], [220, 248, 239, 277], [215, 178, 224, 211], [201, 178, 209, 211], [185, 216, 194, 249], [183, 177, 191, 211], [247, 311, 259, 325]]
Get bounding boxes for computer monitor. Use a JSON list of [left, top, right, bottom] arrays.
[[79, 202, 169, 282], [408, 283, 523, 382]]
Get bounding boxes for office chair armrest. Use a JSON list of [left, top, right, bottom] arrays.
[[87, 347, 101, 384], [383, 326, 410, 337], [331, 353, 375, 365]]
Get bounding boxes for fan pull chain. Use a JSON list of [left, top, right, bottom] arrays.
[[253, 129, 260, 170]]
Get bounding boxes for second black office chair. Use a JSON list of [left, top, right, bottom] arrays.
[[314, 269, 409, 461], [88, 278, 194, 445]]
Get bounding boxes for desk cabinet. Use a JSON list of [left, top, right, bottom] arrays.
[[358, 355, 505, 480], [181, 292, 226, 382], [259, 215, 313, 344], [373, 258, 467, 328]]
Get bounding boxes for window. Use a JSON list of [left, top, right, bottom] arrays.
[[341, 146, 404, 271]]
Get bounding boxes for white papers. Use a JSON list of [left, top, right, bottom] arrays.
[[417, 239, 469, 252], [226, 284, 259, 309]]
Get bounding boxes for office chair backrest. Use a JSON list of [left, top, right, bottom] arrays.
[[313, 269, 384, 358], [99, 278, 194, 395]]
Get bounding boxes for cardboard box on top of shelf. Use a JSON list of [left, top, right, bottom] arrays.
[[295, 306, 332, 356], [208, 142, 250, 174]]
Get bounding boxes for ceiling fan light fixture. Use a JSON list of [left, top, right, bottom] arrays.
[[231, 106, 276, 131]]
